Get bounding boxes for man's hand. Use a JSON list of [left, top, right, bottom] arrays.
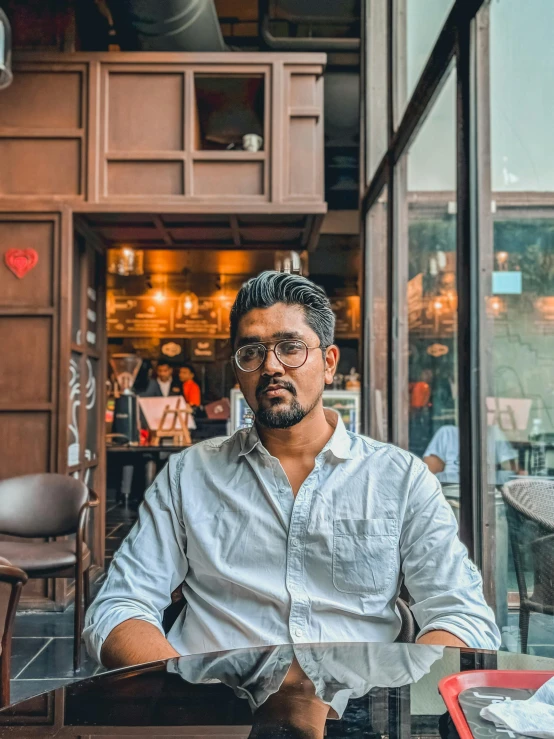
[[100, 619, 180, 669], [416, 629, 468, 648]]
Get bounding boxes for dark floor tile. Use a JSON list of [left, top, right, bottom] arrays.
[[14, 611, 75, 638], [9, 678, 77, 705], [17, 638, 99, 680], [10, 637, 51, 678]]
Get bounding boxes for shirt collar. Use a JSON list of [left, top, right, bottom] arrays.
[[238, 408, 353, 461]]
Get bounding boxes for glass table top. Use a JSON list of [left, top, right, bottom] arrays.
[[1, 642, 553, 738]]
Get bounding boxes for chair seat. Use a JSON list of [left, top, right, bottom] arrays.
[[0, 540, 90, 577]]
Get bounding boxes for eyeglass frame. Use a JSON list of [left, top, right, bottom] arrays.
[[233, 338, 325, 373]]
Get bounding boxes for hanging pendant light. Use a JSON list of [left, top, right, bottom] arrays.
[[176, 269, 198, 318], [0, 8, 13, 90], [107, 247, 144, 276]]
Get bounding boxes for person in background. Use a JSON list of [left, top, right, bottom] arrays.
[[179, 363, 202, 408], [142, 360, 182, 398]]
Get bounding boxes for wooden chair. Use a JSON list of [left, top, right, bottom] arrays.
[[0, 557, 28, 707], [502, 478, 554, 653], [0, 474, 98, 670]]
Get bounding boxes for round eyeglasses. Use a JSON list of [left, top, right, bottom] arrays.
[[234, 339, 322, 373]]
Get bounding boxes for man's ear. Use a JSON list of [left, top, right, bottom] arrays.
[[324, 345, 340, 385]]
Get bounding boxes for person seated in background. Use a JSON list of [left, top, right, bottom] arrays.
[[179, 363, 201, 408], [85, 271, 500, 671], [142, 359, 182, 398], [423, 423, 519, 490]]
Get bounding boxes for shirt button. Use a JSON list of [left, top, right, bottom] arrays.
[[291, 538, 299, 547], [294, 628, 303, 638]]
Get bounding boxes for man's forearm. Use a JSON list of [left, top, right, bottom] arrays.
[[100, 619, 180, 669], [416, 629, 468, 648]]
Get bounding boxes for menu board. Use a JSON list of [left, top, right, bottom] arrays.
[[107, 293, 229, 337]]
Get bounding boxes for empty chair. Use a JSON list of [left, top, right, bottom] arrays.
[[0, 474, 98, 670], [502, 478, 554, 653], [0, 557, 28, 707]]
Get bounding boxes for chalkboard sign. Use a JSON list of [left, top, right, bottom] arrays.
[[107, 292, 225, 338]]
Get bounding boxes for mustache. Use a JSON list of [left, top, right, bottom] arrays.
[[256, 378, 297, 397]]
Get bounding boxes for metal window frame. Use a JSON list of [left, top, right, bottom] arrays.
[[361, 0, 487, 559]]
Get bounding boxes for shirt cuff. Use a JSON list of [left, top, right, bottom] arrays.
[[417, 615, 501, 651], [83, 609, 165, 666]]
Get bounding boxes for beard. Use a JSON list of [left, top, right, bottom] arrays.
[[254, 378, 323, 429]]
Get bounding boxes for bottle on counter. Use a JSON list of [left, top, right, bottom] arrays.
[[529, 417, 547, 476]]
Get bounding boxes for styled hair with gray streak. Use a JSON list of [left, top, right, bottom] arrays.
[[230, 270, 335, 348]]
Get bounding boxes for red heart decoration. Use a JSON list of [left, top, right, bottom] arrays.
[[4, 248, 39, 279]]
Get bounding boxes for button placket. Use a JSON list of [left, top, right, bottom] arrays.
[[287, 466, 320, 642]]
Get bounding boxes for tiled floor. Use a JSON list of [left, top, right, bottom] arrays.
[[9, 502, 554, 704], [10, 502, 138, 704]]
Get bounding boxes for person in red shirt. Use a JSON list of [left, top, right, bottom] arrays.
[[178, 363, 201, 408]]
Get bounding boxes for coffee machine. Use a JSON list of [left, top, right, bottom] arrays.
[[109, 353, 142, 443]]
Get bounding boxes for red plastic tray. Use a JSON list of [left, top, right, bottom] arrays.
[[438, 670, 554, 739]]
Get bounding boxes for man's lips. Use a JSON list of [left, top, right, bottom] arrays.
[[263, 387, 288, 397]]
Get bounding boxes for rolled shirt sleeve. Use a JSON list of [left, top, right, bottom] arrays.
[[400, 460, 501, 650], [83, 453, 189, 665]]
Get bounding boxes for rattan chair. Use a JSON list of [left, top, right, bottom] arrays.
[[0, 557, 28, 707], [0, 474, 98, 671], [502, 478, 554, 653]]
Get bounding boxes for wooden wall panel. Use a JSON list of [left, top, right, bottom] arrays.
[[107, 73, 185, 152], [194, 161, 265, 197], [0, 414, 51, 478], [0, 139, 82, 196], [107, 161, 185, 197], [0, 71, 82, 128], [283, 67, 324, 203], [0, 220, 54, 307], [0, 318, 52, 403]]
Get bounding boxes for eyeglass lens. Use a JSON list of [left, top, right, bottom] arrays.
[[236, 340, 308, 371]]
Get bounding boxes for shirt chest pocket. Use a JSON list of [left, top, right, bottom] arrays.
[[332, 518, 398, 595]]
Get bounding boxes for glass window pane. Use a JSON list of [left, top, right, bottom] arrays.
[[394, 0, 454, 125], [397, 67, 458, 513], [85, 358, 99, 464], [481, 0, 554, 654], [365, 186, 388, 439], [365, 0, 388, 183]]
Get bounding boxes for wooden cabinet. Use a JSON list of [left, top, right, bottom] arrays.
[[2, 52, 326, 215]]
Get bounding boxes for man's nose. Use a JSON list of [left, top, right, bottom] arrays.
[[261, 349, 284, 375]]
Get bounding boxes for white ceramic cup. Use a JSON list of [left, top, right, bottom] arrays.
[[242, 133, 263, 152]]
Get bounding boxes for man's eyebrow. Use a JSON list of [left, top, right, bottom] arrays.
[[236, 331, 305, 347]]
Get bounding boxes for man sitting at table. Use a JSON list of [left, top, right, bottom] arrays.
[[85, 271, 500, 668]]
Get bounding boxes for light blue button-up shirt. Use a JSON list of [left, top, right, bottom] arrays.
[[84, 410, 500, 664]]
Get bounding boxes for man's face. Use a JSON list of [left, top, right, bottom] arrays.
[[234, 303, 338, 429], [179, 367, 193, 383], [157, 363, 173, 382]]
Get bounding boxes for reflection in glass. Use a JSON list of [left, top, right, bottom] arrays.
[[398, 68, 458, 476], [482, 0, 554, 655]]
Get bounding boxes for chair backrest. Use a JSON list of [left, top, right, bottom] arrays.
[[502, 478, 554, 530], [0, 474, 89, 538], [502, 478, 554, 603], [395, 597, 416, 643]]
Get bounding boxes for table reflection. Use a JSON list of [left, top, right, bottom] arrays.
[[0, 643, 552, 738]]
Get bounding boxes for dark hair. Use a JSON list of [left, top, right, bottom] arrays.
[[156, 358, 172, 368], [179, 363, 195, 376], [230, 271, 335, 348]]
